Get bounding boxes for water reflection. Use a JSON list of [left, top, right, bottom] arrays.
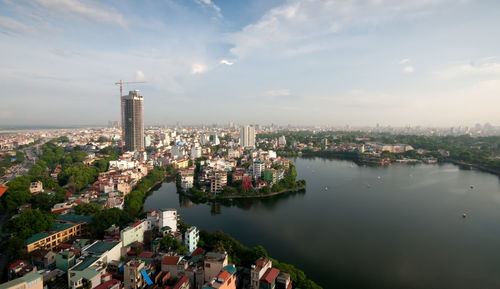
[[176, 188, 306, 215]]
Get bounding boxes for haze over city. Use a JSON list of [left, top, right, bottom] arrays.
[[1, 0, 499, 126]]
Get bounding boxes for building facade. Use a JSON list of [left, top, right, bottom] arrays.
[[240, 125, 256, 148], [123, 90, 144, 152]]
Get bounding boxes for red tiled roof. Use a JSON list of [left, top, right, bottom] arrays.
[[138, 251, 154, 259], [94, 279, 119, 289], [131, 220, 143, 228], [162, 256, 180, 265], [217, 270, 231, 281], [8, 260, 26, 270], [190, 247, 203, 257], [172, 276, 189, 289], [260, 268, 280, 284], [287, 280, 293, 289], [0, 186, 8, 198]]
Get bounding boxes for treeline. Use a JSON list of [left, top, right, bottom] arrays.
[[199, 230, 322, 289], [124, 167, 166, 217]]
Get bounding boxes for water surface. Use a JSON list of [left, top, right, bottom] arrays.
[[144, 158, 500, 289]]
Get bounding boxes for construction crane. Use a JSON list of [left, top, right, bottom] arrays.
[[114, 80, 146, 153]]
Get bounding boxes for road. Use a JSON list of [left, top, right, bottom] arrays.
[[0, 144, 41, 185]]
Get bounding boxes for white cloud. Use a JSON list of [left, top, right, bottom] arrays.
[[399, 58, 410, 64], [219, 59, 234, 66], [403, 66, 414, 73], [229, 0, 454, 59], [6, 0, 127, 28], [194, 0, 222, 18], [0, 16, 34, 34], [434, 57, 500, 79], [136, 70, 145, 81], [191, 63, 207, 74], [266, 89, 291, 97]]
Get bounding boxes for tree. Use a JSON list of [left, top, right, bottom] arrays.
[[74, 203, 102, 216], [4, 209, 55, 240]]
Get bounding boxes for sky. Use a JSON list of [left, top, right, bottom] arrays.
[[0, 0, 499, 127]]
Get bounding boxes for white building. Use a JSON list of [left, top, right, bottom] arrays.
[[278, 135, 286, 146], [240, 125, 256, 148], [159, 208, 178, 232], [184, 226, 199, 254], [120, 220, 146, 248], [252, 160, 264, 179], [190, 146, 202, 159], [180, 175, 194, 190]]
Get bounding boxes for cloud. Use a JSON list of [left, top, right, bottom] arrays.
[[228, 0, 454, 59], [5, 0, 127, 28], [0, 16, 34, 34], [403, 66, 414, 73], [194, 0, 222, 18], [219, 59, 234, 66], [434, 57, 500, 79], [191, 63, 207, 74], [136, 70, 145, 81], [399, 58, 410, 64], [266, 89, 291, 97]]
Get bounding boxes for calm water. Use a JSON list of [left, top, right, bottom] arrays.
[[144, 158, 500, 289]]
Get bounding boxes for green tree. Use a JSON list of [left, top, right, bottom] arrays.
[[4, 209, 55, 240], [74, 203, 102, 216]]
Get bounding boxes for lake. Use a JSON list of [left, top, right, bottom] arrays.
[[144, 157, 500, 289]]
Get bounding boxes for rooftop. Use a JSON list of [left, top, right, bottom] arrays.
[[260, 268, 280, 284], [162, 256, 180, 265], [85, 241, 120, 255], [57, 214, 93, 224], [52, 222, 74, 232], [72, 256, 99, 272], [25, 232, 49, 245], [0, 273, 41, 289]]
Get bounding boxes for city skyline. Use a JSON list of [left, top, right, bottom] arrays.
[[1, 0, 500, 126]]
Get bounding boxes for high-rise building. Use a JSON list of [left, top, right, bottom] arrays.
[[240, 125, 255, 148], [123, 90, 144, 152]]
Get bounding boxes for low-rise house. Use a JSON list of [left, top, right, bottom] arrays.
[[29, 181, 43, 194]]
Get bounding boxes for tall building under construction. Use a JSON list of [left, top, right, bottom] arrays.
[[123, 90, 144, 152]]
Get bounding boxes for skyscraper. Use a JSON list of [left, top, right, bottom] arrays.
[[123, 90, 144, 152], [240, 125, 255, 148]]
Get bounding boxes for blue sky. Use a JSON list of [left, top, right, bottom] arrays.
[[1, 0, 499, 127]]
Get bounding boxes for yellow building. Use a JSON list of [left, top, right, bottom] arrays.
[[0, 273, 43, 289], [25, 214, 92, 253]]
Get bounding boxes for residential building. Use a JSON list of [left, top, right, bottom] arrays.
[[29, 181, 43, 194], [184, 226, 199, 254], [204, 252, 228, 282], [123, 90, 144, 152], [259, 268, 280, 289], [252, 161, 264, 180], [210, 171, 227, 193], [251, 258, 272, 289], [240, 125, 255, 148], [56, 251, 76, 272], [202, 265, 237, 289], [121, 220, 146, 248], [123, 260, 146, 289]]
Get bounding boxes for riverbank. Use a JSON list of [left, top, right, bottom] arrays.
[[447, 159, 500, 177], [179, 184, 307, 200]]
